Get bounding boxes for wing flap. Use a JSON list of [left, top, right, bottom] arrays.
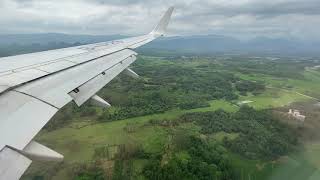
[[0, 147, 31, 180], [15, 49, 137, 108], [19, 141, 64, 162], [69, 55, 137, 106], [0, 91, 58, 151]]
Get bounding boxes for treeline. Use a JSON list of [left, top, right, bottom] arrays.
[[180, 106, 298, 159], [235, 80, 265, 96]]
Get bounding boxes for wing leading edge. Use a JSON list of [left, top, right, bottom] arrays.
[[0, 7, 174, 179]]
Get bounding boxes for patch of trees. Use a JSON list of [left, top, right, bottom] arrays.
[[180, 106, 298, 159], [235, 80, 265, 96], [99, 88, 175, 121], [45, 102, 98, 131], [72, 163, 105, 180], [97, 59, 241, 122], [78, 143, 149, 180], [112, 159, 134, 180], [178, 100, 210, 110], [44, 103, 79, 131], [142, 136, 236, 180]]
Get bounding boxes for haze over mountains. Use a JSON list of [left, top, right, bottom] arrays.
[[0, 33, 319, 56], [145, 35, 320, 56]]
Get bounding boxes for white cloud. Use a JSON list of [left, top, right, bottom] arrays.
[[0, 0, 319, 40]]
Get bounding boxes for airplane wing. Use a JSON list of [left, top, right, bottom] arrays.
[[0, 7, 174, 179]]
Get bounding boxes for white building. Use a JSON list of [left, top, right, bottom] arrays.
[[288, 109, 306, 124]]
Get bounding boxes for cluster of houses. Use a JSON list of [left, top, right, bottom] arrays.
[[288, 109, 306, 125]]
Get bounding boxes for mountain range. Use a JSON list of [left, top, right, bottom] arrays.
[[0, 33, 319, 56]]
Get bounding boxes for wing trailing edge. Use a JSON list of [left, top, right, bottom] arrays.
[[0, 147, 32, 180]]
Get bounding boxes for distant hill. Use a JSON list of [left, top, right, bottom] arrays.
[[143, 35, 320, 56], [0, 33, 319, 56]]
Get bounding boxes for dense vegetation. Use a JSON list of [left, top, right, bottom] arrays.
[[235, 80, 265, 96], [100, 58, 241, 116], [70, 107, 297, 180], [47, 57, 252, 130], [142, 136, 236, 180], [180, 106, 297, 159]]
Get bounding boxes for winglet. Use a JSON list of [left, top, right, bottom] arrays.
[[150, 7, 174, 37]]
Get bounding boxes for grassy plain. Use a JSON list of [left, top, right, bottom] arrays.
[[238, 87, 310, 109], [236, 70, 320, 99]]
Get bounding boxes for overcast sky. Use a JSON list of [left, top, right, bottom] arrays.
[[0, 0, 319, 40]]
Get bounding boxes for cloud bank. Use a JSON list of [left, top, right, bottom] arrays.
[[0, 0, 319, 40]]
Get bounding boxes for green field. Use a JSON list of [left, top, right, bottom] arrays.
[[236, 70, 320, 99], [238, 87, 311, 109]]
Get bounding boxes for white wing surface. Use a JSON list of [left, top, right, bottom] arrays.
[[0, 7, 174, 180]]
